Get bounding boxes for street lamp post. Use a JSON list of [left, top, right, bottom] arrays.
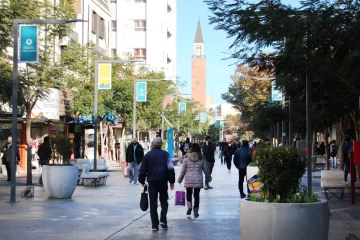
[[93, 60, 139, 171], [11, 19, 85, 203], [132, 79, 171, 139]]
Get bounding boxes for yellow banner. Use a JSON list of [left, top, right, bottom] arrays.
[[98, 63, 112, 90]]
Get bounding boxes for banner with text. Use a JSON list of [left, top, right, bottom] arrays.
[[136, 82, 147, 102], [19, 25, 38, 63], [98, 63, 112, 90]]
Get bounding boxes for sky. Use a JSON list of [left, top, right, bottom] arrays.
[[176, 0, 300, 104]]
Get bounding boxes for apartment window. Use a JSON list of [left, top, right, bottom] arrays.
[[111, 21, 117, 32], [99, 18, 105, 39], [134, 20, 146, 31], [92, 11, 97, 33], [134, 0, 146, 3], [134, 48, 146, 60]]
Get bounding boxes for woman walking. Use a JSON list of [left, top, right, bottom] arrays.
[[178, 143, 211, 218]]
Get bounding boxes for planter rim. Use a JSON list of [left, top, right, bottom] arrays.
[[241, 198, 328, 205]]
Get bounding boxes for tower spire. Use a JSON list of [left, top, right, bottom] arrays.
[[194, 20, 204, 43]]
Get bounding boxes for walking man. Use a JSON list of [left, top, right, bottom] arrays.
[[126, 138, 144, 185], [202, 136, 216, 190], [1, 136, 20, 182], [38, 136, 52, 185], [219, 138, 228, 164], [138, 137, 175, 231], [233, 140, 252, 198]]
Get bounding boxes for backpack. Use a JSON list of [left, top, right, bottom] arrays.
[[184, 143, 190, 152]]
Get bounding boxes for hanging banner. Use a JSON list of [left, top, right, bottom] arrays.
[[179, 102, 186, 116], [271, 81, 282, 101], [19, 25, 38, 63], [98, 63, 112, 90], [167, 128, 174, 158], [136, 82, 147, 102], [200, 112, 207, 123]]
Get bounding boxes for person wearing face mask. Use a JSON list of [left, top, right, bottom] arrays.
[[202, 136, 216, 190], [126, 138, 144, 185], [1, 136, 20, 182]]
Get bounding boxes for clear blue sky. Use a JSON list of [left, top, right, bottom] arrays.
[[176, 0, 300, 104]]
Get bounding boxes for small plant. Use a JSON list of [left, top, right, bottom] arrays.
[[50, 135, 73, 165], [255, 146, 306, 203], [248, 161, 257, 167]]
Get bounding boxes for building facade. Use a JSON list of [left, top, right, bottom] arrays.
[[191, 20, 206, 107], [110, 0, 177, 81]]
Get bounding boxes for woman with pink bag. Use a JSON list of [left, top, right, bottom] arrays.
[[177, 143, 211, 218]]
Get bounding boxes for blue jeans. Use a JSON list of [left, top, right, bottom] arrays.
[[128, 162, 139, 183], [220, 151, 224, 163]]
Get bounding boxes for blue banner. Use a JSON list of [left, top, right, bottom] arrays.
[[179, 102, 186, 116], [200, 112, 207, 123], [167, 128, 174, 158], [136, 82, 147, 102], [271, 81, 282, 102], [19, 25, 38, 63]]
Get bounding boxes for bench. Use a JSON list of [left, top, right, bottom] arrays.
[[315, 155, 326, 170], [80, 164, 109, 187], [321, 170, 347, 200], [90, 159, 109, 171]]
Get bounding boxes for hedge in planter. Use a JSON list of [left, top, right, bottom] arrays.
[[255, 146, 307, 202]]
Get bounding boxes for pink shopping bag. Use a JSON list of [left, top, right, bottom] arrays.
[[174, 190, 186, 206]]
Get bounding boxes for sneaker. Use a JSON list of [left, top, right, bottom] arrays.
[[134, 182, 139, 185], [228, 170, 231, 173], [207, 185, 214, 189], [160, 222, 168, 229], [152, 226, 159, 231], [129, 178, 133, 183], [240, 193, 246, 198], [204, 186, 208, 190]]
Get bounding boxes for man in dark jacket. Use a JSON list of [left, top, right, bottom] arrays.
[[202, 136, 216, 190], [1, 136, 20, 182], [138, 137, 175, 231], [219, 138, 228, 164], [37, 136, 52, 185], [126, 138, 144, 185], [233, 140, 252, 198], [343, 137, 354, 183]]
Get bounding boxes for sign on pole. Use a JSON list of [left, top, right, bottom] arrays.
[[19, 25, 38, 63], [271, 81, 282, 102], [200, 112, 207, 123], [136, 82, 147, 102], [167, 128, 174, 158], [179, 102, 186, 116], [98, 63, 112, 90]]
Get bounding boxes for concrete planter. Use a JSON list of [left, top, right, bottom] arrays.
[[240, 199, 329, 240], [43, 165, 79, 199]]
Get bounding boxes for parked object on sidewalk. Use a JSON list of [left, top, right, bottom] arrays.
[[21, 187, 34, 198], [346, 233, 360, 240], [80, 164, 109, 187], [321, 170, 347, 200], [174, 190, 185, 206], [140, 184, 149, 211]]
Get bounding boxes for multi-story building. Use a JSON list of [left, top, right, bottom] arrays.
[[110, 0, 177, 81]]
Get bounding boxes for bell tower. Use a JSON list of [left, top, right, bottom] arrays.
[[192, 20, 206, 107]]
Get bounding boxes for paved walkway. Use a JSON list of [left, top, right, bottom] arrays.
[[1, 160, 360, 239], [0, 160, 241, 240]]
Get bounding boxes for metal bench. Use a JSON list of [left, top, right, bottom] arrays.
[[321, 170, 347, 200], [80, 164, 109, 187]]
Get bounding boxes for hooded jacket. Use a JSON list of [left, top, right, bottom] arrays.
[[177, 152, 211, 188]]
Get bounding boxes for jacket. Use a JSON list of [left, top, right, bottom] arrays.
[[177, 152, 211, 188], [343, 142, 352, 164], [202, 142, 216, 162], [38, 142, 52, 164], [233, 146, 252, 169], [1, 143, 20, 165], [126, 143, 144, 164], [138, 147, 175, 184]]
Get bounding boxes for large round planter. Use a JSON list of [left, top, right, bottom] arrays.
[[240, 199, 329, 240], [42, 165, 79, 199]]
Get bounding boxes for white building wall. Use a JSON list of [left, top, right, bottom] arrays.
[[112, 0, 177, 81]]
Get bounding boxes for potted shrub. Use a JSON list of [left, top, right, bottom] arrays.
[[42, 135, 78, 199], [240, 146, 329, 240]]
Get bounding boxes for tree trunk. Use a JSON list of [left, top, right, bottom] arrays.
[[99, 121, 103, 158], [339, 117, 347, 171], [120, 127, 126, 162], [26, 109, 32, 185], [324, 127, 330, 170], [109, 127, 114, 161]]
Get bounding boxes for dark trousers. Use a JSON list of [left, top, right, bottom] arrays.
[[344, 162, 357, 182], [4, 162, 11, 181], [225, 156, 232, 170], [205, 161, 214, 186], [238, 168, 250, 195], [186, 188, 200, 208], [148, 182, 169, 227]]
